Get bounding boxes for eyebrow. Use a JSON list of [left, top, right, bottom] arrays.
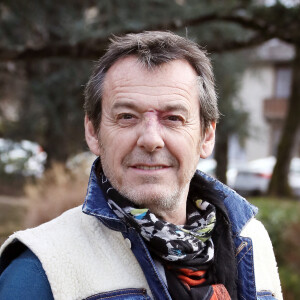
[[162, 104, 189, 114], [112, 101, 189, 114], [112, 101, 138, 111]]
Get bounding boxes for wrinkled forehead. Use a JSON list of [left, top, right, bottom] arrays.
[[102, 56, 199, 97]]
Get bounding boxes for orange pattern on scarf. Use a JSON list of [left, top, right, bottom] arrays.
[[177, 268, 206, 288]]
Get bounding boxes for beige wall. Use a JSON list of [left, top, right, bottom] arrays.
[[236, 63, 274, 161]]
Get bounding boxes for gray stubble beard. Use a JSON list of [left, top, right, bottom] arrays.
[[100, 158, 193, 219], [98, 142, 197, 217]]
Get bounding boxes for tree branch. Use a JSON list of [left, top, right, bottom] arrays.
[[207, 33, 271, 53], [216, 15, 268, 32], [0, 9, 292, 61]]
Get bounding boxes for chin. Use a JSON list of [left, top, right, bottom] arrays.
[[119, 186, 182, 212]]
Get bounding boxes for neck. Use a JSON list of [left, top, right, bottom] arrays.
[[148, 189, 189, 225], [151, 202, 187, 225]]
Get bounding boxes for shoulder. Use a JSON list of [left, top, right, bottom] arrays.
[[241, 218, 283, 300], [241, 217, 268, 238], [0, 248, 53, 299], [1, 206, 96, 253]]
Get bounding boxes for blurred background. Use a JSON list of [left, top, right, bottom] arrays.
[[0, 0, 299, 298]]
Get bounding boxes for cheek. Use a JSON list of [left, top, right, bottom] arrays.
[[165, 133, 201, 164], [100, 128, 137, 162]]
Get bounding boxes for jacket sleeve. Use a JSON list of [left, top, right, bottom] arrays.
[[240, 218, 283, 300], [0, 248, 54, 300]]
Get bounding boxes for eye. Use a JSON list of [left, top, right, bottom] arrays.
[[116, 113, 138, 126], [117, 113, 135, 120], [166, 115, 185, 123]]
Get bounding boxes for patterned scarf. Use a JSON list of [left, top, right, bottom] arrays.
[[98, 173, 231, 300]]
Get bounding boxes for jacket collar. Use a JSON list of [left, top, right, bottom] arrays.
[[82, 158, 127, 232], [196, 170, 258, 236], [82, 158, 257, 236]]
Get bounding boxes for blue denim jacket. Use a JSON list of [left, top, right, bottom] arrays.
[[0, 160, 276, 300]]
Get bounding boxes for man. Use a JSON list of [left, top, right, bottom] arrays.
[[0, 31, 282, 300]]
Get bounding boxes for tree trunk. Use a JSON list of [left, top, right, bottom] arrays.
[[268, 44, 300, 197], [215, 130, 229, 185]]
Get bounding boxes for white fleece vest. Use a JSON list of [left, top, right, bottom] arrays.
[[0, 206, 152, 300]]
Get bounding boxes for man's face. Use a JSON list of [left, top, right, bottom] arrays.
[[86, 56, 215, 215]]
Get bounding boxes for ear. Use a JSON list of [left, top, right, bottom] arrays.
[[84, 115, 101, 156], [200, 122, 216, 159]]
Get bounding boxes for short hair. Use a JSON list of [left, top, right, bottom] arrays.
[[84, 31, 219, 135]]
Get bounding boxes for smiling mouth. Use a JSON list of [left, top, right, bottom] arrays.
[[133, 165, 167, 170]]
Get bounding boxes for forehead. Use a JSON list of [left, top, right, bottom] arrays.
[[102, 56, 199, 99]]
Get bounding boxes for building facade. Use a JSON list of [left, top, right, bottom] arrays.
[[230, 39, 300, 162]]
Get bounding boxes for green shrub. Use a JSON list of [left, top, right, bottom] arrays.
[[279, 266, 300, 300]]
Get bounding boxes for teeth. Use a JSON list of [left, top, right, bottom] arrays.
[[136, 166, 164, 170]]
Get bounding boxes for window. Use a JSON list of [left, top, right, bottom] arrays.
[[275, 66, 292, 98]]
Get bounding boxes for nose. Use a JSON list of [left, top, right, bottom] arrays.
[[137, 114, 165, 152]]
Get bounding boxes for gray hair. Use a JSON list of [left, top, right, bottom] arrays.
[[84, 31, 219, 135]]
